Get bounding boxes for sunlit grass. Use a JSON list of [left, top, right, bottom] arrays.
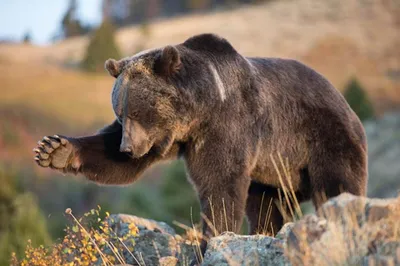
[[0, 61, 114, 126], [12, 206, 140, 266]]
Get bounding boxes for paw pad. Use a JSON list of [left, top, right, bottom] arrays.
[[33, 135, 73, 169]]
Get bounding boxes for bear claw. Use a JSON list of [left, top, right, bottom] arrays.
[[33, 135, 74, 169]]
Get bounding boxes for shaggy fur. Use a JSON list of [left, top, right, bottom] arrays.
[[34, 33, 368, 257]]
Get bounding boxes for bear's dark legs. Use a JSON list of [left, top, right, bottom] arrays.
[[197, 176, 250, 239], [308, 155, 367, 209], [246, 182, 284, 236], [187, 165, 251, 260]]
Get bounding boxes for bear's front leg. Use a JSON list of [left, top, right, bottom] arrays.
[[33, 120, 126, 179], [33, 120, 180, 184], [185, 145, 251, 262]]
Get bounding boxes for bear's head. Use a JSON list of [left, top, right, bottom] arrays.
[[105, 45, 186, 158], [105, 34, 242, 158]]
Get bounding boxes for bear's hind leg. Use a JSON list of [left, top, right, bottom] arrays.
[[246, 182, 286, 236], [308, 154, 367, 209]]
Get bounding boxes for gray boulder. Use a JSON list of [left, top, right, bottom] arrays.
[[106, 214, 197, 266], [286, 193, 400, 266], [202, 232, 290, 266], [103, 192, 399, 266]]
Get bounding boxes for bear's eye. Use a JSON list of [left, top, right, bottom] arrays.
[[129, 111, 139, 118], [129, 70, 142, 78]]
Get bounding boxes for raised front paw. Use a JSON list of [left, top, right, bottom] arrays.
[[33, 135, 77, 170]]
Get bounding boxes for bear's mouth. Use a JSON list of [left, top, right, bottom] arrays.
[[128, 141, 154, 159], [120, 119, 153, 158]]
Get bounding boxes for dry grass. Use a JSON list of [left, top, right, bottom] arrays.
[[12, 206, 141, 266], [0, 61, 114, 126], [171, 153, 304, 265], [0, 60, 116, 166]]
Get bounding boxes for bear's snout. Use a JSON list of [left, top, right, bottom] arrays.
[[120, 139, 133, 155], [120, 119, 151, 158]]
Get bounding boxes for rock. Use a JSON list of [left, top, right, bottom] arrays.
[[106, 214, 197, 266], [275, 222, 295, 240], [102, 193, 399, 266], [362, 255, 398, 266], [108, 214, 176, 235], [286, 215, 328, 252], [285, 193, 400, 266], [202, 232, 290, 266], [159, 256, 178, 266]]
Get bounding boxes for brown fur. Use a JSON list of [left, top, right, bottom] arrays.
[[34, 33, 368, 259]]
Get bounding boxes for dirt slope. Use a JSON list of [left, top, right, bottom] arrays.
[[0, 0, 398, 113]]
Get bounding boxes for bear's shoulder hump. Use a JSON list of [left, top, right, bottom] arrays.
[[182, 33, 237, 55]]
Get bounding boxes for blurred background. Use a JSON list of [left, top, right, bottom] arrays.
[[0, 0, 399, 264]]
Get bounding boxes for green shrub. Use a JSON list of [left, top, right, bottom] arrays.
[[121, 161, 200, 232], [343, 77, 375, 122], [0, 120, 20, 147], [0, 167, 51, 265], [81, 20, 122, 73]]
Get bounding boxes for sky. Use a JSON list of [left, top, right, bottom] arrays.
[[0, 0, 102, 45]]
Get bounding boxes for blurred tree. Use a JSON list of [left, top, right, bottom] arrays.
[[102, 0, 275, 27], [343, 77, 375, 122], [22, 31, 31, 44], [187, 0, 212, 11], [61, 0, 88, 38], [225, 0, 240, 8], [81, 19, 122, 72], [147, 0, 161, 19], [128, 0, 147, 25], [0, 167, 51, 265]]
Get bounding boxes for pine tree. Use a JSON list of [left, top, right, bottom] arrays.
[[0, 167, 51, 265], [81, 19, 122, 73], [343, 77, 375, 122], [22, 31, 31, 44], [188, 0, 211, 10], [61, 0, 86, 38]]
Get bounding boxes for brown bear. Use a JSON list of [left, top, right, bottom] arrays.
[[33, 33, 367, 256]]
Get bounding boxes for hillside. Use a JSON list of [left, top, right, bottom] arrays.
[[0, 0, 399, 114]]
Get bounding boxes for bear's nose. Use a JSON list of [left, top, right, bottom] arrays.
[[120, 145, 133, 155]]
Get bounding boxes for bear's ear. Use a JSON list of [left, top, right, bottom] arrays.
[[157, 45, 181, 77], [105, 58, 122, 78]]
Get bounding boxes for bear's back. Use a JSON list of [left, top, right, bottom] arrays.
[[247, 57, 349, 111]]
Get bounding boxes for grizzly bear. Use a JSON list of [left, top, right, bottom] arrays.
[[34, 33, 367, 256]]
